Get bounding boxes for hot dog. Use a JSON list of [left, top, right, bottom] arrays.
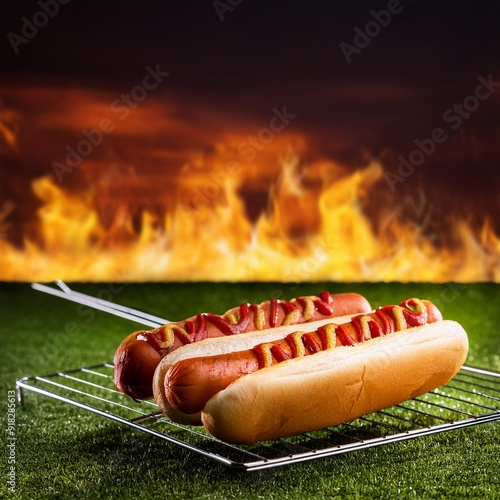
[[114, 291, 372, 399], [153, 299, 469, 442]]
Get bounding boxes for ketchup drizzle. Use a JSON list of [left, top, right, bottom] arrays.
[[139, 291, 353, 353], [367, 318, 384, 338], [316, 326, 330, 351], [400, 299, 428, 327], [302, 333, 323, 353], [319, 290, 333, 305], [137, 332, 164, 351], [269, 298, 279, 328], [335, 324, 357, 346], [314, 295, 334, 316], [351, 315, 385, 342], [205, 303, 251, 335], [253, 298, 431, 369], [375, 308, 393, 335], [271, 344, 291, 363], [181, 314, 208, 343], [281, 300, 298, 315]]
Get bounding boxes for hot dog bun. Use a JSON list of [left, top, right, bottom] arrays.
[[153, 312, 358, 424], [154, 299, 441, 424], [201, 320, 468, 444]]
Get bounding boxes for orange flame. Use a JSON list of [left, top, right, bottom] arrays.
[[1, 149, 499, 282]]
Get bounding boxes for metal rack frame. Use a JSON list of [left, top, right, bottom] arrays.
[[16, 363, 500, 471]]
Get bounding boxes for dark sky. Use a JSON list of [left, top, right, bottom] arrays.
[[1, 0, 499, 245], [2, 1, 499, 82]]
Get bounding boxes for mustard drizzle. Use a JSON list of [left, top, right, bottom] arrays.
[[253, 299, 429, 368], [143, 292, 341, 352]]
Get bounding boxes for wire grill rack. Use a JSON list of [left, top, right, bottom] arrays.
[[16, 364, 500, 471]]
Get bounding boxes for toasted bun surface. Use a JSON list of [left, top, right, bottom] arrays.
[[153, 313, 358, 424], [201, 320, 468, 444]]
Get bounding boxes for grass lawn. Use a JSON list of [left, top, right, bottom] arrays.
[[1, 281, 499, 499]]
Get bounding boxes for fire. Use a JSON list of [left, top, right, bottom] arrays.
[[1, 149, 499, 282]]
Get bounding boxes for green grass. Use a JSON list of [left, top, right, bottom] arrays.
[[1, 282, 499, 499]]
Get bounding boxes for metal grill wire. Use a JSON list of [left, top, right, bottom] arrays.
[[16, 364, 500, 471]]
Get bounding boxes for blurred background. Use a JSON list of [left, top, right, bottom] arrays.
[[1, 0, 499, 282]]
